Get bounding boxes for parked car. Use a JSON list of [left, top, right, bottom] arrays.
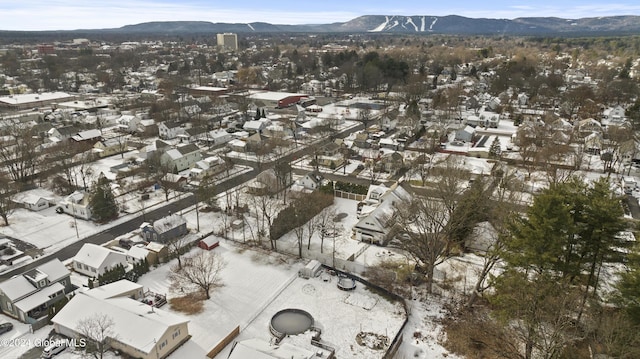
[[0, 322, 13, 335], [42, 340, 66, 358]]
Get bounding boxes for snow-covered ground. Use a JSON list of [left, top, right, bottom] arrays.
[[138, 242, 300, 358], [0, 189, 188, 273]]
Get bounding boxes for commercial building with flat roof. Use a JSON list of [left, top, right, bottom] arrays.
[[0, 92, 75, 110]]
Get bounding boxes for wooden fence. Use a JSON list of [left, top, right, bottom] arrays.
[[207, 325, 240, 358]]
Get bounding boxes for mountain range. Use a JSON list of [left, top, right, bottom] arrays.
[[110, 15, 640, 35]]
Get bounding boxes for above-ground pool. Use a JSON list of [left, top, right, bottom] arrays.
[[270, 309, 314, 338], [337, 276, 356, 291]]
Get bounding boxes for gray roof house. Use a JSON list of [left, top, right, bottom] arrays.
[[141, 214, 188, 244], [0, 259, 72, 324]]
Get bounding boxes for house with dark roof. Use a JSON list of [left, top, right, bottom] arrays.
[[71, 129, 102, 144], [160, 144, 202, 173], [0, 259, 72, 324], [158, 120, 185, 140], [297, 171, 324, 191], [141, 214, 188, 244], [47, 125, 79, 141]]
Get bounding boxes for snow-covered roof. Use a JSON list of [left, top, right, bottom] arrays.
[[200, 236, 220, 247], [12, 188, 54, 205], [247, 90, 308, 102], [228, 139, 246, 148], [209, 129, 231, 139], [0, 258, 68, 301], [164, 148, 182, 160], [243, 120, 269, 131], [191, 86, 227, 92], [117, 114, 136, 125], [52, 292, 188, 354], [153, 214, 186, 234], [0, 276, 36, 301], [14, 282, 64, 312], [73, 243, 126, 269], [229, 338, 315, 359], [145, 242, 166, 252], [356, 184, 412, 233], [36, 258, 70, 283], [72, 129, 101, 141], [85, 279, 143, 300], [379, 138, 397, 146], [127, 245, 149, 260], [0, 92, 73, 105]]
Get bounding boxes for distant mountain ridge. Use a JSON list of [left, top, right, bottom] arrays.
[[8, 15, 640, 35]]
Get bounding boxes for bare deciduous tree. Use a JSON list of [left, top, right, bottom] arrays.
[[315, 207, 337, 253], [392, 195, 451, 293], [169, 251, 226, 299], [0, 174, 17, 226], [76, 313, 116, 359], [167, 235, 190, 270], [0, 123, 40, 184]]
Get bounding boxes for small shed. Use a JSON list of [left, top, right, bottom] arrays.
[[198, 237, 220, 251], [298, 260, 322, 279]]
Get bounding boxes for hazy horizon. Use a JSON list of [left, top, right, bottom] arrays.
[[1, 1, 640, 31]]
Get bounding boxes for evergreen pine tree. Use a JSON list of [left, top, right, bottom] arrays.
[[89, 175, 118, 223], [488, 137, 501, 158]]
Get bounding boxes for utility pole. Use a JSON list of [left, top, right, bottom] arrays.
[[72, 202, 79, 239]]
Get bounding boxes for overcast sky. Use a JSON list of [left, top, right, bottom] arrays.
[[2, 0, 640, 31]]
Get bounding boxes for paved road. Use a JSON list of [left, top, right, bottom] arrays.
[[0, 123, 366, 281], [0, 168, 258, 282]]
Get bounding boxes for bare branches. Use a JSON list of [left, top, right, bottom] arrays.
[[169, 251, 226, 299], [76, 313, 115, 359], [392, 195, 451, 293]]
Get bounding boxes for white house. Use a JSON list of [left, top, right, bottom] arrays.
[[189, 155, 226, 180], [72, 243, 128, 277], [126, 245, 151, 265], [52, 282, 189, 359], [353, 183, 412, 245], [603, 105, 627, 125], [297, 172, 323, 191], [158, 121, 184, 140], [12, 188, 53, 211], [205, 129, 232, 147], [160, 144, 202, 173], [243, 119, 271, 133], [56, 191, 92, 220], [116, 114, 141, 133], [379, 111, 398, 132]]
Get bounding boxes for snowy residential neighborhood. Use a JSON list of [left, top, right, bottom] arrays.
[[1, 18, 640, 359]]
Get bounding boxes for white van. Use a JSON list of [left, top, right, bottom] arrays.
[[42, 340, 66, 358]]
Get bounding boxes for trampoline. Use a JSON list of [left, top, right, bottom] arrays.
[[270, 309, 314, 338]]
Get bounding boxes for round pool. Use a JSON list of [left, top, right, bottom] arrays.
[[270, 309, 314, 337], [337, 276, 356, 291]]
